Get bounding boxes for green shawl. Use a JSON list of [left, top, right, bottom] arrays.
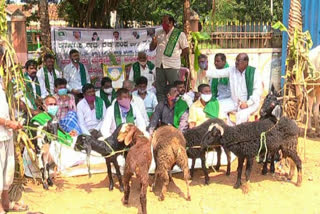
[[99, 89, 116, 109], [24, 73, 41, 109], [211, 63, 229, 99], [43, 67, 57, 95], [114, 101, 134, 126], [79, 63, 87, 86], [95, 97, 104, 120], [245, 66, 255, 99], [164, 28, 182, 57], [30, 112, 73, 147], [132, 61, 155, 83], [203, 99, 220, 119], [173, 97, 188, 128]]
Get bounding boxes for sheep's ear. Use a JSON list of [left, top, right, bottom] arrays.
[[124, 125, 136, 146], [208, 123, 224, 136], [271, 105, 282, 120]]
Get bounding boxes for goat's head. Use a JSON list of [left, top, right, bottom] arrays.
[[201, 123, 224, 150], [260, 84, 283, 120], [117, 123, 138, 146]]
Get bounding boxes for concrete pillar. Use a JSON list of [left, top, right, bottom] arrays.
[[10, 9, 27, 64]]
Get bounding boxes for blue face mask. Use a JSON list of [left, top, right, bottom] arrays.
[[199, 61, 208, 70], [47, 105, 59, 116], [58, 88, 68, 96]]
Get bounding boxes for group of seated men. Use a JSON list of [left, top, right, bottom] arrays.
[[20, 48, 262, 140]]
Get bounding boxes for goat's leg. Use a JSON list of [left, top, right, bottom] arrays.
[[270, 154, 275, 173], [215, 147, 222, 171], [200, 152, 209, 185], [234, 156, 245, 189], [46, 163, 53, 186], [140, 175, 149, 214], [286, 150, 302, 186], [41, 154, 49, 190], [190, 158, 196, 179], [176, 153, 191, 201], [122, 170, 132, 205], [106, 159, 114, 191], [159, 170, 169, 201], [314, 88, 320, 135], [225, 148, 231, 176], [245, 158, 253, 182], [307, 94, 315, 136], [113, 158, 124, 192]]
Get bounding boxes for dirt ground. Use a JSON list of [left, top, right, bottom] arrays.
[[21, 137, 320, 214]]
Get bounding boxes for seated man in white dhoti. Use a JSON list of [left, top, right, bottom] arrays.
[[205, 53, 262, 125], [77, 84, 107, 136], [100, 88, 146, 138]]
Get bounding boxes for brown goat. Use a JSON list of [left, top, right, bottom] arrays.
[[151, 125, 191, 201], [117, 123, 152, 214]]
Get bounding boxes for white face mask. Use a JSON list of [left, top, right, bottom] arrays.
[[139, 61, 147, 66], [103, 88, 113, 94], [201, 93, 212, 102]]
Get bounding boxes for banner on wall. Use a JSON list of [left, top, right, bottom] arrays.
[[51, 26, 162, 87]]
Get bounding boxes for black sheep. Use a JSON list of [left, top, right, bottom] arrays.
[[74, 124, 127, 192], [201, 117, 302, 190], [183, 118, 231, 185]]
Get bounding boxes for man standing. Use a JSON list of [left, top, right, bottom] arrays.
[[64, 49, 90, 103], [188, 84, 219, 128], [95, 77, 116, 109], [37, 54, 61, 98], [150, 15, 189, 102], [0, 78, 28, 213], [205, 53, 262, 124], [77, 84, 106, 136], [100, 88, 146, 138], [148, 86, 189, 134], [129, 52, 156, 93], [21, 60, 42, 115]]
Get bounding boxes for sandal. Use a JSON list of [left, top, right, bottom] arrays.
[[5, 202, 28, 212]]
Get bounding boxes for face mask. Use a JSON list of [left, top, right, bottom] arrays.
[[47, 105, 59, 116], [162, 23, 170, 32], [168, 95, 177, 103], [139, 61, 147, 66], [138, 88, 147, 94], [72, 59, 79, 63], [103, 88, 113, 94], [58, 88, 68, 96], [118, 98, 131, 111], [199, 61, 208, 70], [85, 95, 96, 103], [201, 94, 212, 102]]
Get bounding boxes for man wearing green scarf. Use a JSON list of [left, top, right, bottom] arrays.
[[188, 84, 219, 128], [150, 15, 189, 102], [100, 88, 146, 138], [37, 54, 61, 98], [77, 84, 106, 136], [64, 49, 90, 103], [205, 53, 263, 125], [20, 60, 42, 116], [211, 53, 231, 100], [95, 77, 116, 109]]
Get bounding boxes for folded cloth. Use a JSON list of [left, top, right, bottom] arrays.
[[59, 111, 82, 135]]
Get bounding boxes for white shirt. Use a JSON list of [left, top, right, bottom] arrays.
[[132, 95, 149, 126], [155, 27, 189, 69], [206, 65, 262, 107], [132, 91, 158, 115], [37, 67, 61, 98], [129, 63, 156, 91], [100, 101, 146, 138], [63, 63, 90, 92], [77, 98, 107, 135], [0, 85, 12, 141]]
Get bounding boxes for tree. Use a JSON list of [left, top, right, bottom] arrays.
[[39, 0, 51, 49]]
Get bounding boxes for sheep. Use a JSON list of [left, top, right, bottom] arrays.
[[117, 123, 152, 214], [183, 118, 231, 185], [74, 124, 127, 192], [151, 125, 191, 201], [201, 117, 302, 190]]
